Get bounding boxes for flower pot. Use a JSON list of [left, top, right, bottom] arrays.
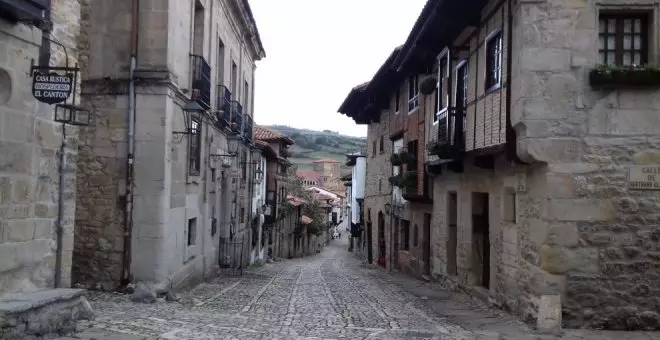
[[420, 76, 437, 95]]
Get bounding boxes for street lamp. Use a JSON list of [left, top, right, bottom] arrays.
[[208, 134, 241, 164], [54, 104, 91, 126], [173, 99, 205, 143]]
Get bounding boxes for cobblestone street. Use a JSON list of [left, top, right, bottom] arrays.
[[55, 239, 660, 340]]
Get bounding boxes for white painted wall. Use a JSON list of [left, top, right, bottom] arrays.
[[392, 138, 406, 206], [351, 156, 366, 224]]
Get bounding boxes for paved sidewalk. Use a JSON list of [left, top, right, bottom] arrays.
[[52, 238, 660, 340]]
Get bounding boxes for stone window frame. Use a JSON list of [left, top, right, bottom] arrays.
[[595, 1, 660, 66]]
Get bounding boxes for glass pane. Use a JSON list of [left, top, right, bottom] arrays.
[[634, 52, 641, 65], [624, 34, 632, 49], [608, 19, 616, 32], [599, 51, 605, 64], [599, 19, 606, 33], [607, 36, 615, 49], [607, 52, 615, 65], [623, 53, 632, 65], [624, 19, 632, 33], [634, 35, 642, 50], [634, 19, 642, 33], [599, 35, 605, 49]]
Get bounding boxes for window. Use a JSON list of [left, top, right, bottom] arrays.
[[188, 114, 202, 175], [240, 207, 245, 223], [244, 80, 250, 112], [407, 75, 419, 112], [379, 136, 384, 153], [187, 218, 197, 246], [435, 51, 450, 124], [485, 30, 503, 90], [413, 224, 419, 247], [402, 220, 410, 250], [211, 168, 216, 182], [231, 61, 238, 95], [407, 140, 418, 172], [504, 189, 516, 223], [241, 150, 247, 182], [217, 38, 226, 84], [378, 179, 382, 192], [394, 90, 400, 114], [599, 13, 649, 66], [372, 141, 376, 157]]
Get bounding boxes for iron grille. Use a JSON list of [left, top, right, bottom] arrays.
[[216, 84, 231, 128], [243, 114, 253, 143], [190, 54, 211, 109], [218, 237, 244, 276], [230, 101, 243, 134]]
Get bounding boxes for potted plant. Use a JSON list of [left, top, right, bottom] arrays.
[[398, 151, 416, 165], [427, 140, 454, 160], [390, 153, 403, 166], [420, 75, 437, 95], [589, 64, 660, 88]]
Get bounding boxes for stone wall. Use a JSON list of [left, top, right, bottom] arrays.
[[75, 0, 262, 290], [0, 0, 81, 295], [365, 110, 392, 266], [510, 0, 660, 330]]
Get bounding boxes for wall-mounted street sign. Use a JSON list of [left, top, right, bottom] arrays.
[[31, 71, 73, 104], [628, 165, 660, 190]]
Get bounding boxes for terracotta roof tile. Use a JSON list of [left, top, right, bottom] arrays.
[[301, 215, 313, 225], [296, 171, 321, 181], [254, 126, 294, 145]]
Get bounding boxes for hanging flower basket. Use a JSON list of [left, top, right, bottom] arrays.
[[390, 153, 403, 166], [420, 76, 437, 95], [388, 171, 417, 189], [427, 140, 455, 159], [399, 151, 416, 165], [589, 64, 660, 89]]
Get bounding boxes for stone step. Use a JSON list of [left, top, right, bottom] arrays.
[[0, 289, 94, 340]]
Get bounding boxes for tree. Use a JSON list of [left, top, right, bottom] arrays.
[[283, 166, 326, 236]]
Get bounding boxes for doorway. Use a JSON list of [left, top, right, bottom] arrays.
[[471, 193, 490, 289], [423, 213, 431, 275], [393, 217, 400, 270], [377, 212, 385, 267], [447, 192, 458, 276]]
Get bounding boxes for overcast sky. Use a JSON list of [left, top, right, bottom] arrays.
[[250, 0, 426, 138]]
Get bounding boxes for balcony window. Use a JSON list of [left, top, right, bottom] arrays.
[[407, 140, 418, 172], [485, 30, 503, 91], [408, 75, 419, 113], [216, 84, 231, 127], [435, 50, 450, 124], [394, 90, 400, 114], [230, 101, 243, 133], [188, 114, 202, 176], [599, 13, 649, 66], [379, 136, 384, 153], [190, 55, 211, 108]]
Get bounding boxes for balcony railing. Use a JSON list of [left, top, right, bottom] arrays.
[[427, 106, 465, 163], [230, 101, 243, 134], [190, 54, 211, 109], [0, 0, 48, 23], [243, 114, 253, 143], [216, 84, 231, 128]]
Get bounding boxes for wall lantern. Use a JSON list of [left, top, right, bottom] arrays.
[[208, 134, 241, 163], [384, 203, 392, 215], [173, 99, 205, 143], [54, 104, 91, 126]]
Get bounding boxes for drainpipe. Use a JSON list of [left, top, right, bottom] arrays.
[[38, 0, 52, 66], [122, 0, 139, 287], [54, 123, 66, 288]]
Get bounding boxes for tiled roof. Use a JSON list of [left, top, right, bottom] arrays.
[[297, 171, 321, 182], [254, 126, 294, 145], [312, 159, 340, 163], [301, 215, 313, 225], [286, 195, 307, 207]]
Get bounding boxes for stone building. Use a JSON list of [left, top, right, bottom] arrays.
[[255, 125, 294, 259], [74, 0, 265, 290], [0, 0, 82, 296], [312, 159, 344, 191], [339, 0, 660, 331], [0, 0, 94, 336]]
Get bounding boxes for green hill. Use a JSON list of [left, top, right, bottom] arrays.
[[263, 125, 366, 174]]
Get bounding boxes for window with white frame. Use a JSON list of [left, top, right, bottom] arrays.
[[434, 50, 450, 124], [394, 90, 400, 114], [407, 75, 419, 113], [485, 30, 503, 91]]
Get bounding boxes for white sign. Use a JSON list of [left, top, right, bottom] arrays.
[[628, 165, 660, 190]]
